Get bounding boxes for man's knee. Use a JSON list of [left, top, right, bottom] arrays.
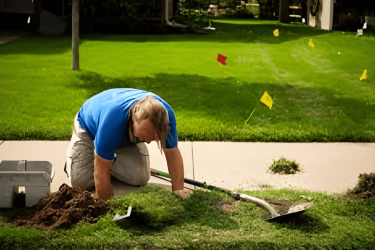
[[134, 172, 150, 186], [111, 144, 150, 186], [71, 170, 95, 191], [111, 161, 150, 186], [69, 153, 95, 191]]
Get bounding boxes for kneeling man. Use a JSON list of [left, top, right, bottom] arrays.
[[65, 88, 191, 200]]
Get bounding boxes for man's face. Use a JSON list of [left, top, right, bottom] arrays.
[[133, 118, 159, 144]]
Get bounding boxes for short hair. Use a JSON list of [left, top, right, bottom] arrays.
[[129, 95, 169, 153]]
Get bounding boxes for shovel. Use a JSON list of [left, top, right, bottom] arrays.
[[151, 168, 313, 222], [113, 206, 132, 221]]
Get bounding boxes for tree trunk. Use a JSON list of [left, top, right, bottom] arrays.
[[161, 0, 166, 25], [72, 0, 79, 70], [32, 0, 41, 31], [279, 0, 290, 23]]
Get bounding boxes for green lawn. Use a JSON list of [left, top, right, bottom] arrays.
[[1, 185, 375, 249], [0, 19, 374, 141]]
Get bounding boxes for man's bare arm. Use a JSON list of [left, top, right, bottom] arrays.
[[94, 154, 114, 201], [164, 147, 193, 199], [164, 147, 185, 191]]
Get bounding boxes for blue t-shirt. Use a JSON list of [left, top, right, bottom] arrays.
[[77, 88, 178, 160]]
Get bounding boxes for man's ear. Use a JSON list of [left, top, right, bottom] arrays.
[[154, 131, 160, 142]]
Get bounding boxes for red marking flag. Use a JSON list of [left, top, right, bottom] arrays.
[[217, 54, 227, 65]]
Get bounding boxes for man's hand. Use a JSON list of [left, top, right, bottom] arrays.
[[173, 190, 193, 199], [94, 153, 114, 201]]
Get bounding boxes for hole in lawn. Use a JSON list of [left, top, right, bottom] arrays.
[[210, 200, 240, 213]]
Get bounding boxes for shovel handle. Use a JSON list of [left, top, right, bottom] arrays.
[[150, 168, 240, 200], [150, 168, 281, 218]]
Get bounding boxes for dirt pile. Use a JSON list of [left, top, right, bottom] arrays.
[[8, 184, 110, 230]]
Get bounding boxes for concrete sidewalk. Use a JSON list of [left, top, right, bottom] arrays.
[[0, 140, 374, 197]]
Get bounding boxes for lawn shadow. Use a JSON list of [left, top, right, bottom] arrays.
[[0, 19, 347, 60], [68, 70, 375, 138], [0, 34, 73, 55], [67, 70, 279, 127], [0, 18, 354, 57], [270, 213, 330, 234], [81, 19, 329, 45]]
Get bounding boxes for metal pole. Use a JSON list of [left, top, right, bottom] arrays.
[[72, 0, 79, 70]]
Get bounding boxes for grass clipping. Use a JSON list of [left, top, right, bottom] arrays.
[[268, 157, 300, 175], [346, 172, 375, 199]]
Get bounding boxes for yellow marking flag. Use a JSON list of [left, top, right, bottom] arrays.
[[308, 39, 314, 48], [360, 69, 367, 81], [273, 29, 279, 36], [260, 91, 273, 109]]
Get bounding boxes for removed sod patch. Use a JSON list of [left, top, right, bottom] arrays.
[[1, 185, 375, 249], [269, 157, 301, 175], [345, 172, 375, 200]]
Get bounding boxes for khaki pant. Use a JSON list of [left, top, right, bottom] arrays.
[[65, 113, 150, 191]]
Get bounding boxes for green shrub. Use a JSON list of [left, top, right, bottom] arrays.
[[218, 0, 242, 10], [174, 8, 210, 27], [269, 157, 300, 174], [77, 0, 161, 32], [236, 6, 254, 18], [173, 0, 211, 27], [258, 0, 279, 19]]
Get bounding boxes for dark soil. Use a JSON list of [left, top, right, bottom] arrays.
[[7, 184, 110, 230]]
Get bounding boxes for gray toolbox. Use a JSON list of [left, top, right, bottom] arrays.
[[0, 160, 54, 208]]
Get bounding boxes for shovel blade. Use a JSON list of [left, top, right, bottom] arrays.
[[266, 202, 314, 222], [113, 206, 132, 221], [266, 209, 306, 222]]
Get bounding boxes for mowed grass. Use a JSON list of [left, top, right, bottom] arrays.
[[0, 19, 375, 141], [1, 185, 375, 249]]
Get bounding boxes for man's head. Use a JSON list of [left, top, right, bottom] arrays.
[[129, 95, 169, 153]]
